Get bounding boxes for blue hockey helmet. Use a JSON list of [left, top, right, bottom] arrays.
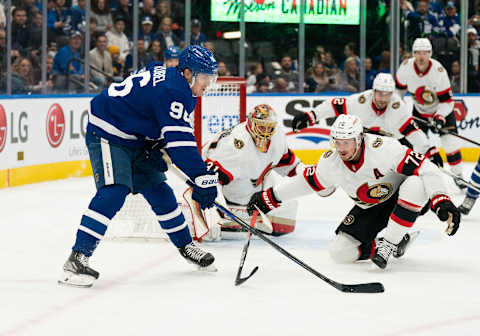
[[179, 45, 218, 76], [164, 46, 181, 60]]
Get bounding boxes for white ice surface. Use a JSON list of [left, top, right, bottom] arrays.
[[1, 164, 480, 336]]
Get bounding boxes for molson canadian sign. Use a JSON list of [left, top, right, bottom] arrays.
[[211, 0, 360, 25]]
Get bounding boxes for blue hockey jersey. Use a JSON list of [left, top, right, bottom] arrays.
[[88, 62, 208, 180]]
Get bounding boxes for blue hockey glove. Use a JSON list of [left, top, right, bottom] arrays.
[[192, 172, 218, 210]]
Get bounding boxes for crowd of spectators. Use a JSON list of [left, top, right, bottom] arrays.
[[2, 0, 480, 94]]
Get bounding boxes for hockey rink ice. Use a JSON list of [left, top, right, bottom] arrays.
[[1, 164, 479, 336]]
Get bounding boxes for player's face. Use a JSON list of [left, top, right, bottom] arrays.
[[191, 73, 217, 96], [373, 90, 392, 109], [414, 50, 430, 67], [334, 138, 357, 161]]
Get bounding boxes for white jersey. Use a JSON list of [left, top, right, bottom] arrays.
[[203, 121, 300, 205], [395, 57, 454, 119], [312, 90, 431, 154], [275, 134, 447, 209]]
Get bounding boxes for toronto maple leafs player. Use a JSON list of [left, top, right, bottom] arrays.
[[247, 115, 461, 269], [59, 46, 219, 287]]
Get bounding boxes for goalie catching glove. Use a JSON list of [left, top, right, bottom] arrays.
[[247, 187, 282, 216], [430, 194, 461, 236], [291, 110, 317, 132], [192, 172, 218, 210]]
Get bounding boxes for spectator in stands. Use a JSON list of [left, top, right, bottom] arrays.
[[450, 60, 461, 93], [339, 42, 360, 71], [406, 0, 439, 41], [148, 39, 163, 62], [439, 2, 460, 38], [246, 62, 263, 93], [0, 29, 7, 73], [377, 50, 390, 73], [273, 77, 288, 93], [112, 0, 132, 38], [47, 0, 73, 47], [4, 56, 49, 94], [107, 45, 125, 81], [428, 0, 444, 18], [90, 0, 112, 33], [106, 15, 130, 62], [155, 0, 171, 23], [71, 0, 86, 32], [89, 33, 113, 90], [253, 73, 271, 93], [365, 57, 377, 89], [181, 18, 206, 46], [12, 8, 31, 56], [139, 0, 159, 33], [157, 17, 179, 51], [139, 16, 156, 50], [468, 27, 480, 92], [0, 2, 5, 29], [305, 63, 329, 92], [332, 56, 359, 92], [217, 61, 231, 76], [88, 17, 99, 50], [164, 46, 180, 67], [29, 11, 43, 51], [125, 38, 153, 73], [20, 0, 39, 23], [323, 51, 338, 76], [203, 41, 214, 53], [273, 55, 298, 92], [52, 30, 84, 91]]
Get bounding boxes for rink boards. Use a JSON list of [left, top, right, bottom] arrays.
[[1, 93, 479, 188]]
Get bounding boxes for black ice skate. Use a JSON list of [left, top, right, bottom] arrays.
[[459, 195, 477, 215], [393, 231, 420, 258], [179, 242, 215, 270], [372, 238, 397, 269], [58, 251, 100, 288]]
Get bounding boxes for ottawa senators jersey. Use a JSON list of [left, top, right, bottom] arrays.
[[202, 121, 300, 205], [395, 57, 454, 119], [312, 90, 431, 154], [284, 134, 447, 209]]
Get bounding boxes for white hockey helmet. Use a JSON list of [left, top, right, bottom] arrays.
[[247, 104, 278, 153], [331, 114, 364, 151], [373, 73, 395, 92], [412, 38, 432, 52]]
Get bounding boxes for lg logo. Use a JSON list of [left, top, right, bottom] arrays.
[[46, 103, 65, 148]]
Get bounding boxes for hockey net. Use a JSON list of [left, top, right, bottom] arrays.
[[106, 77, 247, 241]]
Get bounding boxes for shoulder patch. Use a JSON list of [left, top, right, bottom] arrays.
[[392, 102, 400, 109], [358, 95, 366, 104], [323, 149, 333, 158], [372, 137, 383, 148], [234, 138, 244, 149], [438, 66, 444, 72]]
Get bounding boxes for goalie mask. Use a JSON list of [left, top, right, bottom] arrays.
[[246, 104, 277, 153]]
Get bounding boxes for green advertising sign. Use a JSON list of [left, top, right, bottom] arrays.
[[211, 0, 360, 25]]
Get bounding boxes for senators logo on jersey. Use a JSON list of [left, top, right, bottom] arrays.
[[414, 86, 436, 106], [352, 182, 393, 207]]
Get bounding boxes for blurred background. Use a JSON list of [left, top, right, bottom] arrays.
[[1, 0, 479, 95]]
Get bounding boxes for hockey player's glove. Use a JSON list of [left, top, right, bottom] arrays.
[[431, 194, 461, 236], [425, 146, 443, 167], [247, 187, 282, 216], [192, 172, 218, 210], [292, 110, 316, 132], [430, 114, 446, 134]]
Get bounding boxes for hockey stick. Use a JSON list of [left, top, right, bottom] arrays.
[[235, 210, 260, 286], [164, 163, 384, 293], [439, 167, 480, 193], [412, 116, 480, 147]]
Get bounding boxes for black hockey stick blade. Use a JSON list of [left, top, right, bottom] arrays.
[[235, 266, 259, 286], [338, 282, 385, 293]]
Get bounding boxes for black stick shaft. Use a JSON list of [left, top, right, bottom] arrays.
[[413, 116, 480, 147]]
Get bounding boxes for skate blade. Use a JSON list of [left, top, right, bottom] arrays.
[[198, 263, 218, 272], [58, 271, 95, 288]]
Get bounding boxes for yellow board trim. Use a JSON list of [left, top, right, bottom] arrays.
[[0, 147, 479, 189]]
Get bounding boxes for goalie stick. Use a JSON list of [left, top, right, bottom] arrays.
[[235, 210, 260, 286], [163, 157, 385, 293]]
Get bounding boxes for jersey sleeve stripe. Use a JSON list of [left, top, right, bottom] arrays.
[[89, 113, 138, 140], [395, 76, 407, 90], [161, 126, 194, 139], [437, 88, 453, 103], [205, 158, 234, 185], [396, 149, 426, 176], [303, 166, 325, 192], [165, 141, 197, 148], [398, 117, 418, 137], [430, 194, 450, 209], [331, 99, 346, 116], [277, 149, 296, 167]]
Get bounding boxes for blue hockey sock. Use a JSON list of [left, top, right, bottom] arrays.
[[141, 183, 192, 248], [73, 185, 129, 256], [467, 162, 480, 199]]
